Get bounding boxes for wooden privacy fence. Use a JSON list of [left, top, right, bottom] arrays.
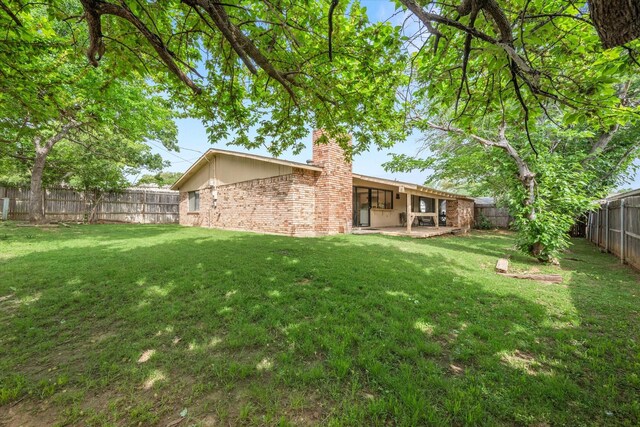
[[0, 186, 179, 224], [474, 203, 512, 228], [586, 190, 640, 270]]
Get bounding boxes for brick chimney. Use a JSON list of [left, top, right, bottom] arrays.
[[312, 129, 353, 235]]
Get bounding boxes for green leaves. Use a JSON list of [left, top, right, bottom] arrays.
[[508, 152, 601, 260], [0, 2, 178, 191], [386, 0, 640, 260]]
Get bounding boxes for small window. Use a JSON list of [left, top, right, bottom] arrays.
[[372, 189, 393, 209], [188, 191, 200, 211]]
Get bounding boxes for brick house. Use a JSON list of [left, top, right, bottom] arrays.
[[171, 130, 474, 236]]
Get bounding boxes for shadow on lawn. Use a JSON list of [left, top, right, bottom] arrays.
[[0, 227, 638, 425]]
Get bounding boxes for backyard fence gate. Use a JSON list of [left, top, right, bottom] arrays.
[[586, 189, 640, 270], [0, 186, 179, 224]]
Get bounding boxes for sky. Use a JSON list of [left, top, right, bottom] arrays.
[[144, 1, 640, 192], [148, 117, 435, 186]]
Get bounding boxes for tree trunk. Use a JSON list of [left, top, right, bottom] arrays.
[[428, 121, 547, 258], [589, 0, 640, 48], [29, 148, 48, 224], [27, 119, 81, 223]]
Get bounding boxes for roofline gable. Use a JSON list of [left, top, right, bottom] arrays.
[[170, 148, 323, 190]]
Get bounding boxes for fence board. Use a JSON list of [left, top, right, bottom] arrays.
[[474, 204, 512, 228], [586, 192, 640, 271], [0, 186, 179, 224]]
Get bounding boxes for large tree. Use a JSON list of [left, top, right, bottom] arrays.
[[1, 1, 408, 223], [0, 5, 177, 222], [379, 1, 640, 260]]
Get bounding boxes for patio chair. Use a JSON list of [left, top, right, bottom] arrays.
[[399, 212, 407, 226], [417, 216, 435, 227]]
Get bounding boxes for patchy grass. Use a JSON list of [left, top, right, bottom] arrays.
[[0, 223, 639, 426]]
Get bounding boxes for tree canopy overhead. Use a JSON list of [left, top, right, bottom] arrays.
[[64, 0, 409, 154], [4, 1, 638, 153]]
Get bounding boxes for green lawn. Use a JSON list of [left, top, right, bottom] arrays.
[[0, 224, 638, 426]]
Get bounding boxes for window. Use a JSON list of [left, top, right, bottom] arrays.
[[352, 187, 394, 219], [371, 188, 393, 209], [188, 191, 200, 211], [412, 196, 435, 213]]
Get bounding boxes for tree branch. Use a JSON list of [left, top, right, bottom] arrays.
[[509, 60, 538, 157], [426, 120, 537, 211], [43, 120, 83, 152], [182, 0, 297, 100], [328, 0, 339, 61], [401, 0, 535, 73], [0, 0, 23, 26], [587, 81, 631, 157], [79, 0, 202, 94]]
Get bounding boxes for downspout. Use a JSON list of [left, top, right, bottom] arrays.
[[210, 154, 217, 227], [200, 151, 213, 227]]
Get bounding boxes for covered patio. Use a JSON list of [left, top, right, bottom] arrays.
[[351, 174, 474, 234]]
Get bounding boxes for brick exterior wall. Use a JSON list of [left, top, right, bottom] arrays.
[[179, 169, 320, 236], [178, 130, 355, 236], [179, 186, 214, 227], [445, 200, 456, 227], [311, 130, 353, 235], [446, 199, 475, 230], [208, 168, 319, 236]]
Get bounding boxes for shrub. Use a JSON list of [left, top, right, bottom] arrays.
[[475, 213, 494, 230]]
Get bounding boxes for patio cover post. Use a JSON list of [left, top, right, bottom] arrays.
[[435, 197, 440, 228], [406, 192, 412, 233]]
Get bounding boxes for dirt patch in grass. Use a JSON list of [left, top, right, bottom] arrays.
[[2, 400, 60, 427]]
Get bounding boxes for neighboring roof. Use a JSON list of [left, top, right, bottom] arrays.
[[352, 173, 474, 201], [602, 187, 640, 201], [170, 148, 323, 190], [473, 197, 495, 206]]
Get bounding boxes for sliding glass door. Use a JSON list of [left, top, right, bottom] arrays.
[[353, 187, 370, 227]]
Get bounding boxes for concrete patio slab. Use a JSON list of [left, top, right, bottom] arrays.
[[352, 226, 463, 238]]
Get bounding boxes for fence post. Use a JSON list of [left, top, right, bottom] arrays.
[[605, 201, 610, 252], [620, 198, 625, 264], [42, 188, 46, 219], [596, 209, 600, 247], [599, 207, 603, 248], [142, 190, 147, 224], [2, 197, 8, 221]]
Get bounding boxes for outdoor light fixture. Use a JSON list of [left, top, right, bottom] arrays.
[[395, 193, 400, 199]]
